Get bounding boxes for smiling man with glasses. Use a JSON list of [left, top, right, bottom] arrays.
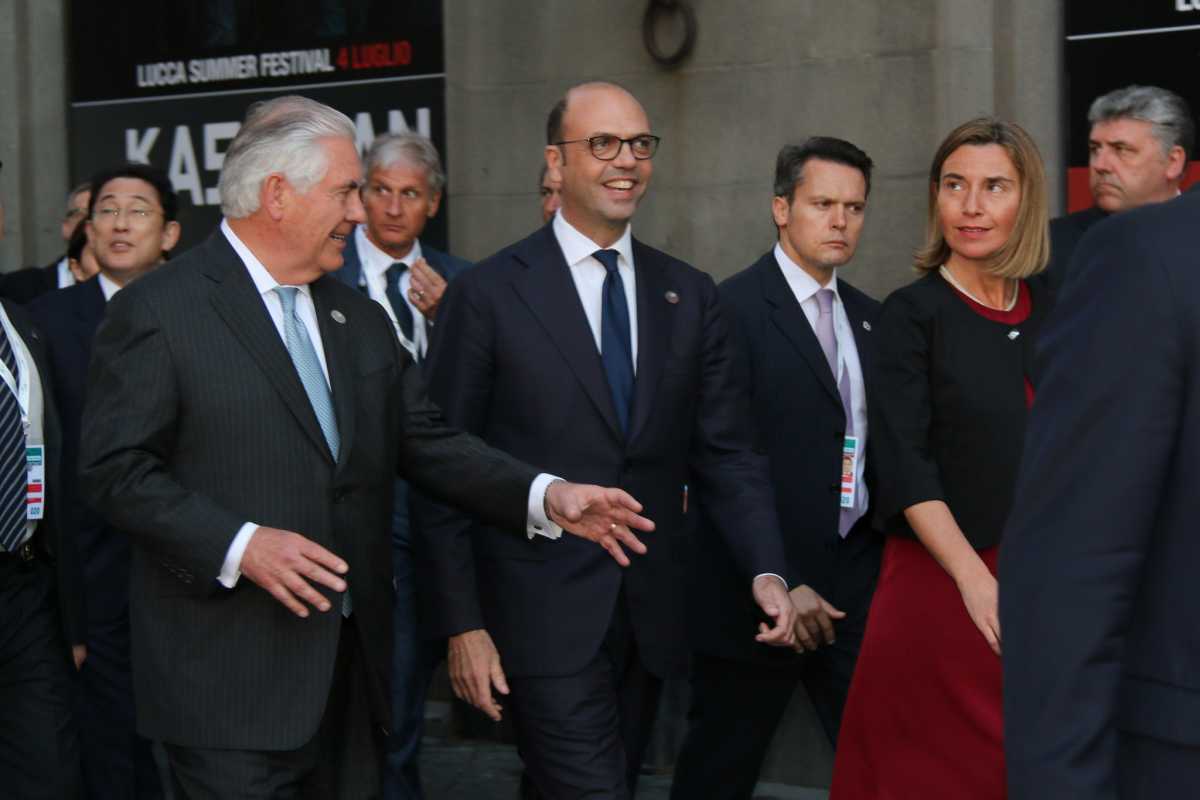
[[29, 161, 179, 800], [418, 81, 797, 799]]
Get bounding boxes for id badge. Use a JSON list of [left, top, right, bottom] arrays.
[[26, 444, 44, 520], [840, 436, 858, 510]]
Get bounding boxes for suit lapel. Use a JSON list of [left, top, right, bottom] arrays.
[[310, 277, 357, 470], [2, 300, 60, 452], [203, 234, 334, 462], [511, 227, 624, 441], [627, 239, 671, 444], [760, 254, 841, 406], [840, 282, 875, 384]]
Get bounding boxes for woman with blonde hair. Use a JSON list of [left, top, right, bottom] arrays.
[[830, 118, 1050, 799]]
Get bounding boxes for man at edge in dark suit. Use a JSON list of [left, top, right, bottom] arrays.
[[31, 161, 180, 798], [333, 130, 470, 800], [78, 97, 653, 799], [0, 162, 86, 798], [1002, 184, 1200, 798], [671, 138, 883, 799], [417, 81, 798, 799]]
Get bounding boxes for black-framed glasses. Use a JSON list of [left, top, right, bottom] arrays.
[[553, 134, 661, 161]]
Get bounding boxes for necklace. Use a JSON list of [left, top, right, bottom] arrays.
[[939, 265, 1017, 311]]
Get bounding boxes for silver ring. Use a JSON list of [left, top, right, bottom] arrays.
[[415, 290, 426, 300]]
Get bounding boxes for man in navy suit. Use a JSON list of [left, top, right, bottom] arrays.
[[417, 81, 798, 799], [333, 132, 469, 800], [671, 138, 882, 799], [1002, 188, 1200, 798], [30, 162, 179, 798]]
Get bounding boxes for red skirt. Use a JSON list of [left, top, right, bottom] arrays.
[[830, 537, 1005, 800]]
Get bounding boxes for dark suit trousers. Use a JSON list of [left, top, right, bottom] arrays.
[[163, 620, 382, 800], [75, 608, 162, 799], [384, 478, 438, 800], [0, 556, 81, 799], [1118, 731, 1200, 799], [670, 520, 878, 800], [512, 590, 662, 800]]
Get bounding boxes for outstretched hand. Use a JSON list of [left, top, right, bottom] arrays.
[[544, 480, 654, 566]]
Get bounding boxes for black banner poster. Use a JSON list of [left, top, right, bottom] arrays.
[[1064, 1, 1200, 211], [68, 0, 447, 252]]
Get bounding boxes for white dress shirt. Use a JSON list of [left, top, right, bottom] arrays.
[[0, 304, 44, 547], [774, 243, 870, 517], [97, 272, 122, 302], [217, 220, 558, 587], [55, 257, 76, 289], [353, 226, 429, 359]]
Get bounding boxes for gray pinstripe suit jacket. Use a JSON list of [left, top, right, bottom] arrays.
[[78, 230, 536, 750]]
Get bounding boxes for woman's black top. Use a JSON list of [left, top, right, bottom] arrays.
[[869, 270, 1050, 549]]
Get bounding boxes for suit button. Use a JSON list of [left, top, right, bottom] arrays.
[[835, 430, 844, 441], [332, 489, 347, 503]]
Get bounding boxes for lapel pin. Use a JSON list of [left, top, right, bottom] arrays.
[[1007, 330, 1020, 340], [665, 290, 680, 304], [331, 310, 347, 324], [862, 321, 871, 332]]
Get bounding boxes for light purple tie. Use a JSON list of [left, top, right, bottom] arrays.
[[816, 289, 862, 537]]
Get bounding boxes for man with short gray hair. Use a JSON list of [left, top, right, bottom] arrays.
[[1047, 84, 1194, 289], [333, 131, 469, 799], [78, 97, 653, 798]]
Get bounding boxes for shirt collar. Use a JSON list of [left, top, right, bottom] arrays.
[[97, 272, 122, 301], [355, 225, 423, 280], [552, 210, 634, 269], [774, 242, 840, 305], [221, 218, 313, 300]]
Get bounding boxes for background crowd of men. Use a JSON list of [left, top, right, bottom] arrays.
[[0, 77, 1194, 800]]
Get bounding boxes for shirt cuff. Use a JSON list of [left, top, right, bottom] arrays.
[[754, 573, 788, 590], [526, 473, 563, 540], [217, 522, 259, 588]]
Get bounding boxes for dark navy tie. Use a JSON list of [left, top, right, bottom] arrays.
[[385, 262, 416, 348], [594, 249, 634, 434], [0, 327, 27, 552]]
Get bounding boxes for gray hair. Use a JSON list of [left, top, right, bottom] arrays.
[[65, 181, 91, 206], [364, 133, 445, 195], [1088, 85, 1195, 161], [219, 97, 356, 218]]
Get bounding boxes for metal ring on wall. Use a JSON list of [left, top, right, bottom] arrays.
[[643, 0, 696, 68]]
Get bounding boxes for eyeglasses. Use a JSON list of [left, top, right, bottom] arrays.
[[92, 206, 163, 226], [553, 134, 661, 161]]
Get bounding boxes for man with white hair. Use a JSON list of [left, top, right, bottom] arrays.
[[333, 132, 469, 799], [1046, 84, 1194, 289], [77, 97, 653, 798]]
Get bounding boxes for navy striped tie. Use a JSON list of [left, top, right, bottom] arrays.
[[0, 327, 28, 552]]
